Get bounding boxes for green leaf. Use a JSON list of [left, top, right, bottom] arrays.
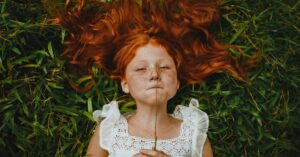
[[61, 29, 66, 44], [14, 90, 23, 103], [83, 111, 94, 121], [47, 41, 54, 58], [0, 57, 6, 72], [87, 97, 93, 113], [12, 47, 21, 55], [53, 106, 79, 116], [47, 82, 64, 89]]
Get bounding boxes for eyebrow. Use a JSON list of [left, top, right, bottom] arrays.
[[133, 59, 172, 64]]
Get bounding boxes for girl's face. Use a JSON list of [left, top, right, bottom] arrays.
[[121, 42, 180, 106]]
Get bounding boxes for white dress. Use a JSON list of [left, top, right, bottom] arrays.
[[93, 98, 208, 157]]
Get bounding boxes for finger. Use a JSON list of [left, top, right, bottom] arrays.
[[133, 153, 150, 157], [140, 149, 158, 156]]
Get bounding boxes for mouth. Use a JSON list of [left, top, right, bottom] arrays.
[[148, 86, 162, 90]]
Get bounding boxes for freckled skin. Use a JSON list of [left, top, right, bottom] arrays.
[[121, 43, 180, 106]]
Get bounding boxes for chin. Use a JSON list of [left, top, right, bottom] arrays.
[[144, 95, 169, 106], [133, 96, 163, 106]]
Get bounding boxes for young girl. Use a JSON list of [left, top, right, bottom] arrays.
[[88, 40, 213, 157], [50, 0, 256, 156]]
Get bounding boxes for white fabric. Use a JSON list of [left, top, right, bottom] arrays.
[[93, 98, 208, 157]]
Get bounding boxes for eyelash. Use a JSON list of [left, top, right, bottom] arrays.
[[135, 66, 170, 72], [135, 68, 146, 71], [160, 66, 170, 69]]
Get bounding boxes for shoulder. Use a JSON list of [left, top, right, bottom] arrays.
[[202, 138, 214, 157], [92, 101, 122, 152], [86, 124, 109, 156]]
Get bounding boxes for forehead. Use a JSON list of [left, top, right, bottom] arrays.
[[130, 43, 173, 63]]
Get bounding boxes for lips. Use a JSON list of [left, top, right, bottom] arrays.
[[148, 85, 162, 89]]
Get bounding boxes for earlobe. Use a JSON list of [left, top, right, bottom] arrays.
[[124, 88, 129, 94], [121, 79, 129, 94], [176, 80, 180, 90]]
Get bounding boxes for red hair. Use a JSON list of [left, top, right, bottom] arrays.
[[48, 0, 258, 93]]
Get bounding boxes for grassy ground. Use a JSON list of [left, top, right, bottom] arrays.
[[0, 0, 299, 156]]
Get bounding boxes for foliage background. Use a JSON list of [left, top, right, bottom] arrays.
[[0, 0, 299, 156]]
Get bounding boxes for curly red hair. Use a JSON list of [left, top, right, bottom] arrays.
[[48, 0, 257, 93]]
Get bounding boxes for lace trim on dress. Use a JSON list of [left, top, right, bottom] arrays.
[[92, 98, 209, 157], [111, 113, 193, 156]]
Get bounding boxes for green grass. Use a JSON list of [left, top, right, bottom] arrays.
[[1, 0, 299, 156]]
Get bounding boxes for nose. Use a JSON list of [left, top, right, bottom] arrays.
[[150, 67, 161, 81]]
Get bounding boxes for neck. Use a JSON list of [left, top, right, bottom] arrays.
[[131, 100, 170, 132]]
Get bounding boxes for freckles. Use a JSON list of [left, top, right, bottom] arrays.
[[163, 71, 177, 80]]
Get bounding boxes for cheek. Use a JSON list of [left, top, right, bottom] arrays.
[[163, 72, 179, 99], [126, 75, 146, 90], [164, 70, 178, 83], [162, 71, 179, 93]]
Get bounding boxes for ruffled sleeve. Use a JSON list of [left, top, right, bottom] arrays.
[[92, 101, 120, 152], [173, 98, 209, 157]]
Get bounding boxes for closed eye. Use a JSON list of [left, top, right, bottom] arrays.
[[135, 68, 146, 71], [160, 66, 170, 69]]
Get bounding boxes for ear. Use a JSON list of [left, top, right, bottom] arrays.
[[121, 78, 129, 94], [176, 79, 180, 90]]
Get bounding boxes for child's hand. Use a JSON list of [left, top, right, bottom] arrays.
[[133, 148, 171, 157]]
